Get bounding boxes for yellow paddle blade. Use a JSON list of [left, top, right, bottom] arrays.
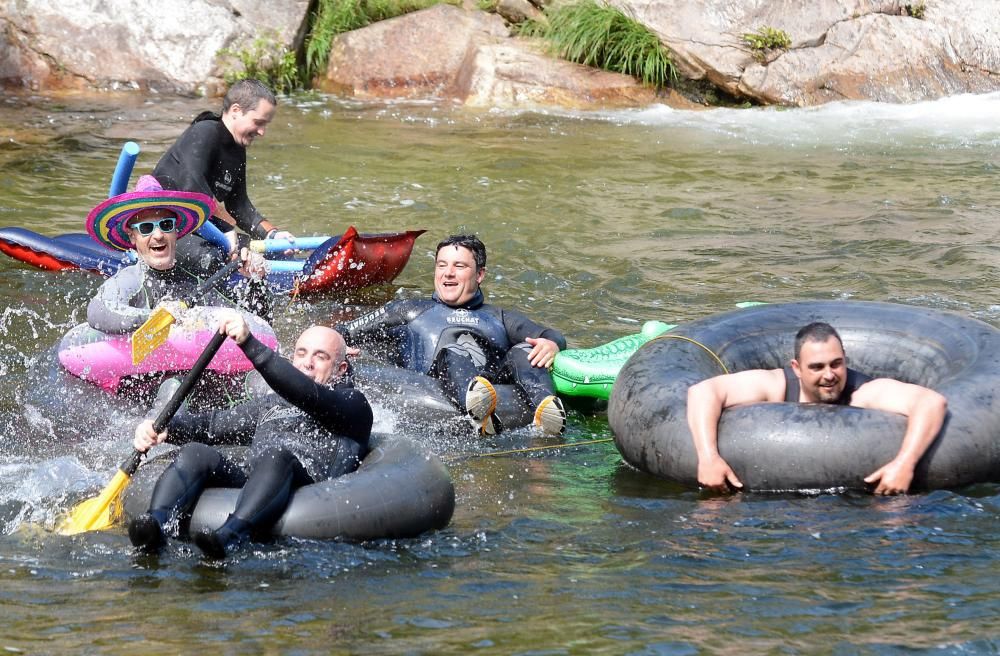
[[131, 305, 181, 365], [57, 469, 132, 535]]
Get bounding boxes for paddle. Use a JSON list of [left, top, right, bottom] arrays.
[[58, 330, 229, 535], [130, 258, 241, 365]]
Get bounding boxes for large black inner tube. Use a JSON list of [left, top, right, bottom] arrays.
[[608, 301, 1000, 492], [121, 434, 455, 541]]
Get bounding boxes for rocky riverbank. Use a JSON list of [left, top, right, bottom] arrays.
[[1, 0, 997, 108]]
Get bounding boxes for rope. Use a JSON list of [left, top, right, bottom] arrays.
[[445, 437, 615, 462], [647, 333, 729, 375]]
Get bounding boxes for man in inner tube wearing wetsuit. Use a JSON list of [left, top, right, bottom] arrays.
[[85, 175, 273, 334], [153, 78, 295, 274], [128, 312, 372, 559], [337, 234, 567, 436], [687, 321, 948, 495]]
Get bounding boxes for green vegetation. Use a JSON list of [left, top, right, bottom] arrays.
[[741, 26, 791, 56], [218, 32, 301, 94], [215, 0, 685, 96], [518, 0, 677, 89], [905, 1, 927, 19], [304, 0, 455, 80]]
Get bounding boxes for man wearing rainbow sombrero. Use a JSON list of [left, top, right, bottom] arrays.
[[86, 175, 273, 333]]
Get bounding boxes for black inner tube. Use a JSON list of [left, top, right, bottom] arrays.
[[608, 301, 1000, 492]]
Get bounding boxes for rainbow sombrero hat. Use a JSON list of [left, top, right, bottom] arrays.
[[86, 175, 214, 251]]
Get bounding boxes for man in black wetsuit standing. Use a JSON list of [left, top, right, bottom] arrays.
[[686, 321, 947, 495], [128, 313, 372, 559], [153, 78, 295, 273], [337, 234, 567, 436]]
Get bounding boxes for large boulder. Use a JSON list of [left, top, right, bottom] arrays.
[[0, 0, 309, 93], [320, 4, 687, 109], [616, 0, 1000, 105], [459, 42, 693, 109], [319, 4, 510, 99]]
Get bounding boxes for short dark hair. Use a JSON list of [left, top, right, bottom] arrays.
[[436, 234, 486, 270], [223, 79, 277, 114], [794, 322, 843, 359]]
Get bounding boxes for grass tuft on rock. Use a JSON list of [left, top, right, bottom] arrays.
[[905, 2, 927, 19], [519, 0, 677, 89], [741, 26, 791, 60], [219, 31, 302, 94]]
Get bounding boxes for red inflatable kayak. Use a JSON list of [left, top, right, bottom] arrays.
[[295, 226, 425, 294]]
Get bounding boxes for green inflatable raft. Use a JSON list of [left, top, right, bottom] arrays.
[[551, 320, 674, 400]]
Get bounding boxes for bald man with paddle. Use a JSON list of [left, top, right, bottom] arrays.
[[128, 312, 372, 559]]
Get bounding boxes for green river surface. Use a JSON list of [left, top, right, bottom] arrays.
[[0, 90, 998, 654]]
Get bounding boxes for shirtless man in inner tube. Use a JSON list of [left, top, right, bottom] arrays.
[[337, 234, 567, 436], [687, 321, 948, 495]]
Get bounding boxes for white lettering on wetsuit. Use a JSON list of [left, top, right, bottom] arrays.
[[446, 308, 480, 325], [259, 404, 305, 425]]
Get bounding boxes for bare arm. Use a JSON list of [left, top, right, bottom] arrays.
[[852, 379, 947, 495], [687, 369, 786, 491]]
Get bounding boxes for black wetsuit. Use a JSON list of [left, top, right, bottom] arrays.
[[154, 112, 268, 273], [337, 290, 566, 410], [87, 259, 272, 333], [143, 334, 373, 537], [783, 366, 872, 404]]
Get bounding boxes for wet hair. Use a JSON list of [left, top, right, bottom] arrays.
[[794, 322, 843, 359], [436, 234, 487, 270], [223, 79, 277, 114]]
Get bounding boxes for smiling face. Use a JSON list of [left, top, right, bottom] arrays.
[[790, 335, 848, 403], [223, 99, 276, 148], [126, 208, 177, 271], [292, 326, 349, 385], [434, 244, 485, 307]]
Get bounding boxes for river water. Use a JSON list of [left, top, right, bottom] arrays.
[[0, 90, 998, 654]]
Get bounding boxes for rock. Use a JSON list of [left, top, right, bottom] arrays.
[[616, 0, 1000, 105], [459, 40, 688, 109], [320, 4, 689, 109], [741, 13, 995, 105], [0, 0, 309, 93], [495, 0, 546, 25], [3, 0, 998, 108], [318, 4, 509, 98], [0, 17, 50, 91]]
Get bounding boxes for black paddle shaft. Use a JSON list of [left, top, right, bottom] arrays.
[[120, 330, 229, 476], [187, 258, 242, 306], [152, 330, 228, 432], [119, 258, 241, 476]]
